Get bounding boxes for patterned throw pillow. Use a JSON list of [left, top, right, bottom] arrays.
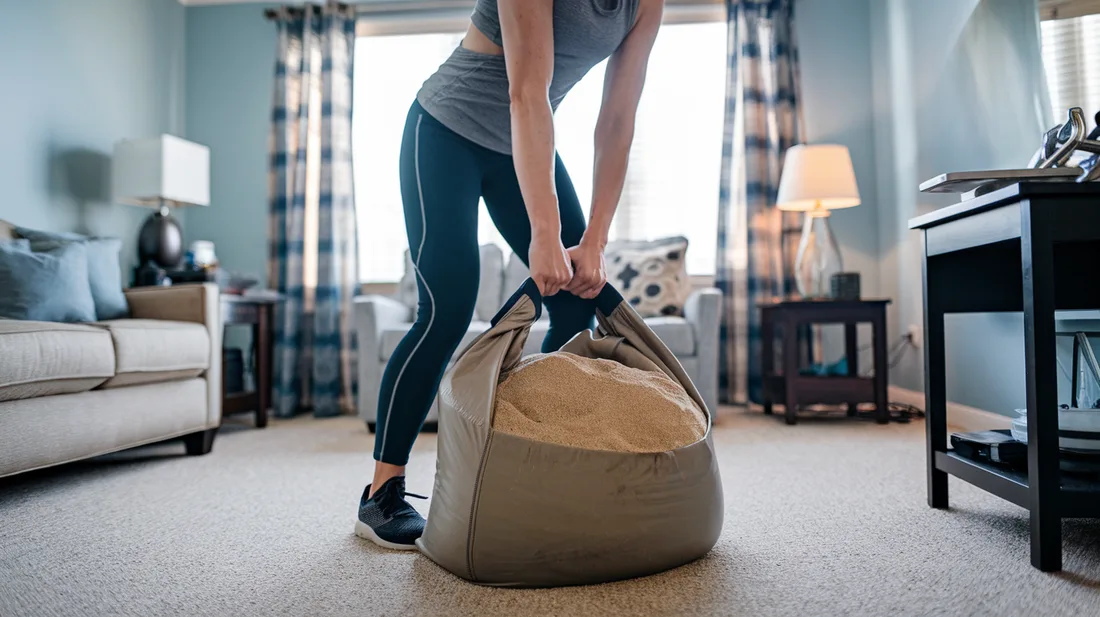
[[605, 236, 692, 318]]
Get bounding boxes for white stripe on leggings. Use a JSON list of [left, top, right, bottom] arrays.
[[378, 114, 435, 461]]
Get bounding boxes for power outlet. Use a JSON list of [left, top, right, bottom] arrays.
[[907, 324, 921, 348]]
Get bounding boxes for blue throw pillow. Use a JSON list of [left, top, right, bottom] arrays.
[[15, 227, 130, 320], [0, 241, 97, 323]]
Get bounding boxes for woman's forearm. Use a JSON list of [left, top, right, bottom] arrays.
[[510, 95, 562, 239], [586, 114, 634, 247]]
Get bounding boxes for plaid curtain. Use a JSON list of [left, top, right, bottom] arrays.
[[268, 2, 358, 418], [716, 0, 805, 405]]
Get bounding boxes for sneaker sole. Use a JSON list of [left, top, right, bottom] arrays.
[[354, 520, 420, 551]]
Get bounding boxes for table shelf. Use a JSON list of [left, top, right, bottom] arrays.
[[937, 451, 1100, 518]]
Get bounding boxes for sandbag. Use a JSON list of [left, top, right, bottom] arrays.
[[493, 352, 707, 452], [416, 280, 724, 588]]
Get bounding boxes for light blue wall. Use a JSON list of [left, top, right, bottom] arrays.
[[795, 0, 880, 299], [0, 0, 186, 276], [871, 0, 1050, 415], [184, 4, 277, 285]]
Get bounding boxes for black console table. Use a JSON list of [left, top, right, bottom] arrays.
[[911, 182, 1100, 572]]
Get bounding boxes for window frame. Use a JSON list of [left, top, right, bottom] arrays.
[[352, 0, 728, 286], [1040, 0, 1100, 21]]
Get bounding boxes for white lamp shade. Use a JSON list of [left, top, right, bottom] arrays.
[[112, 134, 210, 207], [775, 144, 860, 212]]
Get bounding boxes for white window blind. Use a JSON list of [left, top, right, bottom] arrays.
[[352, 20, 727, 283], [1040, 13, 1100, 126]]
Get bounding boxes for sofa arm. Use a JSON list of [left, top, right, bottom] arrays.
[[124, 283, 221, 427], [354, 295, 412, 422], [684, 288, 723, 415]]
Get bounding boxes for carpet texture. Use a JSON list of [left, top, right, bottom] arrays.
[[2, 410, 1100, 617]]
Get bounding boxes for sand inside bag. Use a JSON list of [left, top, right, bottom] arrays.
[[491, 352, 707, 452]]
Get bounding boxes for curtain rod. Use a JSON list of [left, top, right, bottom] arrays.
[[264, 0, 723, 21]]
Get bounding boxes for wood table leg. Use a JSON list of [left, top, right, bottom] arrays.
[[1022, 220, 1062, 572], [762, 308, 774, 415], [783, 313, 799, 425], [846, 321, 858, 416], [255, 306, 272, 429], [924, 241, 949, 509], [872, 310, 889, 424]]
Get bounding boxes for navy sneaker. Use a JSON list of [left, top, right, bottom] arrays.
[[354, 476, 427, 551]]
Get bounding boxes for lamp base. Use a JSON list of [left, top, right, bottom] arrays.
[[138, 206, 183, 269], [794, 213, 844, 299]]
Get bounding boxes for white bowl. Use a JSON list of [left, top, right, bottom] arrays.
[[1012, 409, 1100, 452]]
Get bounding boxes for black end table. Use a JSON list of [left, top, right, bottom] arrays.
[[911, 181, 1100, 572], [760, 299, 891, 425]]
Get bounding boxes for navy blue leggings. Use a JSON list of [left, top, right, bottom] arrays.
[[373, 100, 597, 465]]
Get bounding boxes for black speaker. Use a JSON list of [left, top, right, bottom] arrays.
[[830, 272, 861, 300]]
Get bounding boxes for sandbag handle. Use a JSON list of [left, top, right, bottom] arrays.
[[489, 278, 626, 327]]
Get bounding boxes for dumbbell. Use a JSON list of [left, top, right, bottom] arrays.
[[1034, 107, 1087, 169]]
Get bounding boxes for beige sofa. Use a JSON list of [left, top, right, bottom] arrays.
[[0, 283, 222, 478]]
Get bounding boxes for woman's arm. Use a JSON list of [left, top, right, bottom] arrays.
[[499, 0, 573, 297], [567, 0, 664, 298]]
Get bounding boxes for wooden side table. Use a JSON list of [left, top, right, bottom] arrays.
[[760, 299, 891, 425], [221, 295, 281, 428], [911, 181, 1100, 572]]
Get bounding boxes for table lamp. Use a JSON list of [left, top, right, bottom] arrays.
[[112, 135, 210, 268], [776, 144, 861, 299]]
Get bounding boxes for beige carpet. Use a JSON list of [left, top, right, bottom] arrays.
[[2, 410, 1100, 617]]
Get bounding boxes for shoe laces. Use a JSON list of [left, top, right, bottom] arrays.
[[378, 478, 427, 518]]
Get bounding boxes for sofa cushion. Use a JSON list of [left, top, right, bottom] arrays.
[[0, 320, 115, 402], [94, 319, 210, 389]]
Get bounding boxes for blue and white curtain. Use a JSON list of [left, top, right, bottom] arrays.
[[268, 2, 358, 418], [716, 0, 805, 404]]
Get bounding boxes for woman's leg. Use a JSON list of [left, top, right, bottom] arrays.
[[481, 153, 597, 351], [371, 104, 484, 484]]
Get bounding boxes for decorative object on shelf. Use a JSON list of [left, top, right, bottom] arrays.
[[113, 134, 210, 269], [830, 272, 861, 301], [950, 430, 1027, 469], [921, 107, 1100, 199], [776, 144, 861, 299], [188, 240, 218, 271], [131, 264, 216, 288], [218, 271, 259, 296]]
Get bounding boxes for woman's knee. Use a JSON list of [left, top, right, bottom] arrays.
[[409, 283, 479, 348]]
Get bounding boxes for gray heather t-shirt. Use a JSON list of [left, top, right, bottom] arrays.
[[416, 0, 640, 155]]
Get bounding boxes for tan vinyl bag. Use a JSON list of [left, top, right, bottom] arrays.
[[416, 280, 724, 588]]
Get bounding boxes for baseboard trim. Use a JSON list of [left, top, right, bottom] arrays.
[[888, 385, 1012, 431]]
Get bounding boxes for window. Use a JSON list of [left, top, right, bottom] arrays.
[[352, 21, 727, 283], [1040, 12, 1100, 124]]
